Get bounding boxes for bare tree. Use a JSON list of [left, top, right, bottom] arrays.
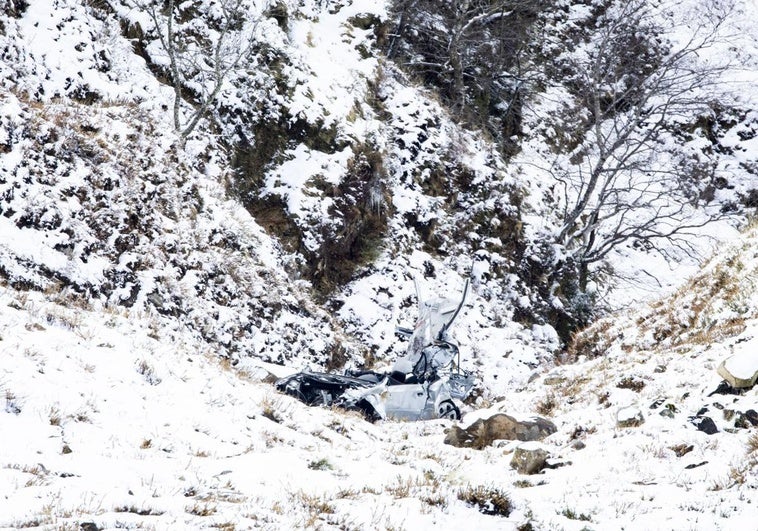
[[386, 0, 544, 138], [544, 0, 736, 290], [124, 0, 263, 140]]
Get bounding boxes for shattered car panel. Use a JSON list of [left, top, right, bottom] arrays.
[[276, 279, 475, 421]]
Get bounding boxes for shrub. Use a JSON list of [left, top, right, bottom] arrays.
[[457, 485, 512, 517]]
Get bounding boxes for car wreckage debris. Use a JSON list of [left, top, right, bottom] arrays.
[[276, 278, 475, 421]]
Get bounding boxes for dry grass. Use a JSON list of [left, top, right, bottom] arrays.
[[289, 490, 335, 527], [5, 388, 21, 414], [616, 376, 646, 392], [535, 393, 558, 416], [747, 432, 758, 455], [307, 457, 333, 471], [115, 505, 165, 516], [565, 319, 616, 361], [260, 394, 286, 423], [558, 375, 593, 400], [186, 502, 217, 516], [634, 255, 757, 352], [136, 359, 162, 385], [48, 406, 62, 426], [457, 484, 512, 517]]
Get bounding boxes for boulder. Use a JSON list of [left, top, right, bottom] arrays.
[[510, 443, 549, 475], [444, 413, 557, 449], [717, 349, 758, 389]]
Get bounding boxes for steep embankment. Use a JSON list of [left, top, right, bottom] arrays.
[[0, 1, 362, 368]]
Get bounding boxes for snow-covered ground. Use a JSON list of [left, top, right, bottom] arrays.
[[1, 227, 757, 530]]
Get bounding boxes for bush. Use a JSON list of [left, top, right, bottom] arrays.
[[458, 485, 512, 517]]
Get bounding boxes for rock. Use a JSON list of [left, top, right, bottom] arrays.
[[689, 416, 718, 435], [616, 406, 644, 428], [510, 443, 548, 475], [734, 409, 758, 429], [717, 350, 758, 389], [444, 413, 557, 449], [545, 457, 572, 470], [571, 440, 586, 450], [669, 443, 694, 457], [708, 380, 743, 396]]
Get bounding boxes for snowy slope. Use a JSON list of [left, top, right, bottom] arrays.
[[1, 228, 757, 530], [1, 0, 757, 529]]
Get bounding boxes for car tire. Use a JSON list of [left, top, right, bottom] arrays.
[[437, 399, 461, 420]]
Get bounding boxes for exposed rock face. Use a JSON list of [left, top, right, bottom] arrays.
[[444, 413, 557, 449], [735, 409, 758, 428], [510, 443, 549, 475]]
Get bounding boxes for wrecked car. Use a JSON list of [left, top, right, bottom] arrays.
[[275, 279, 475, 421]]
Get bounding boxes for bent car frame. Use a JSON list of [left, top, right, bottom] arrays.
[[276, 278, 475, 421]]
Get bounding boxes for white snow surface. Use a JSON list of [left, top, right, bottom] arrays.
[[723, 340, 758, 380]]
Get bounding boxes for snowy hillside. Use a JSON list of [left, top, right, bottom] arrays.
[[1, 224, 756, 530], [1, 0, 758, 529]]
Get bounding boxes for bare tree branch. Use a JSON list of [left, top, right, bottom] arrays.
[[550, 0, 738, 289], [123, 0, 264, 140]]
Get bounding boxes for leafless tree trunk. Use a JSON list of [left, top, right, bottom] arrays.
[[125, 0, 262, 140]]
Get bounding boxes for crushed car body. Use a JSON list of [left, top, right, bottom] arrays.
[[275, 279, 475, 421]]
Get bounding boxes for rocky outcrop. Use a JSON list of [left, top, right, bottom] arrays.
[[444, 413, 557, 449]]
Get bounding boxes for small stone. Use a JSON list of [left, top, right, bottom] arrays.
[[571, 440, 586, 450], [690, 416, 718, 435], [734, 409, 758, 429], [617, 406, 644, 428], [62, 444, 72, 454], [510, 443, 548, 475]]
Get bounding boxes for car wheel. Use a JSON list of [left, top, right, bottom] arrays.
[[437, 399, 460, 420]]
